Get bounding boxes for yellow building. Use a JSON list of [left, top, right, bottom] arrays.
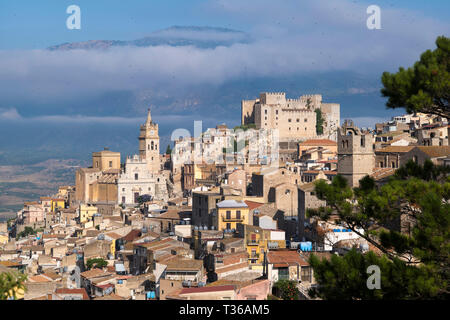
[[92, 149, 121, 171], [79, 204, 98, 223], [216, 199, 249, 231], [0, 233, 8, 245], [237, 224, 286, 266], [51, 198, 65, 212]]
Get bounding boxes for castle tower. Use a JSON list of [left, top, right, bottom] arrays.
[[139, 108, 160, 173], [337, 120, 374, 187]]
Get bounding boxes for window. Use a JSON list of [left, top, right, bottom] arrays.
[[226, 211, 231, 219], [278, 267, 289, 280], [236, 210, 241, 219], [265, 109, 267, 114], [304, 118, 307, 122], [296, 119, 299, 122], [288, 119, 292, 122], [226, 223, 231, 230], [95, 161, 99, 168], [135, 173, 138, 180], [151, 141, 154, 150], [109, 161, 113, 168], [361, 136, 365, 147], [276, 110, 278, 115], [301, 266, 312, 282]]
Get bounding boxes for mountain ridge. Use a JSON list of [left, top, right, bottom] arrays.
[[48, 26, 250, 50]]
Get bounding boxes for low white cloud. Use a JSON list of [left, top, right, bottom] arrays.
[[0, 0, 447, 116], [0, 108, 21, 120]]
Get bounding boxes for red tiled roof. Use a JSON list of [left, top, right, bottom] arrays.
[[299, 139, 337, 146], [244, 201, 264, 211], [180, 285, 235, 295], [122, 229, 142, 242], [267, 250, 309, 267], [55, 288, 89, 300]]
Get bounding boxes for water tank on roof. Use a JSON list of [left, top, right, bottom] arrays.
[[97, 234, 105, 240], [142, 227, 148, 233], [360, 243, 369, 252]]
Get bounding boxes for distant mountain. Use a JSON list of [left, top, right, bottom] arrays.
[[48, 26, 251, 50]]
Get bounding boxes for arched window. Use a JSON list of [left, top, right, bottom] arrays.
[[151, 141, 154, 150]]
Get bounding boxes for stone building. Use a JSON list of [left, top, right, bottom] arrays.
[[416, 125, 449, 146], [241, 92, 340, 141], [337, 120, 375, 188], [297, 182, 327, 241], [75, 150, 120, 205], [139, 109, 161, 173], [403, 146, 450, 166], [117, 155, 168, 206]]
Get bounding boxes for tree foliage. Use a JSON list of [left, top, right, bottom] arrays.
[[0, 271, 27, 300], [165, 144, 172, 155], [308, 160, 449, 299], [16, 226, 37, 240], [381, 36, 450, 118], [315, 108, 324, 135], [273, 279, 300, 300], [86, 258, 108, 270]]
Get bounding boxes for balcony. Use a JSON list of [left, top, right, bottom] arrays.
[[249, 253, 260, 260], [221, 215, 244, 222], [247, 240, 259, 246]]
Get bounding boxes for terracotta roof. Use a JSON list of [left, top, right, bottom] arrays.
[[376, 146, 415, 153], [299, 139, 337, 146], [80, 268, 112, 279], [180, 285, 235, 295], [94, 293, 125, 300], [414, 146, 450, 158], [165, 257, 203, 271], [28, 274, 53, 283], [55, 288, 89, 300], [216, 262, 248, 274], [122, 229, 142, 242], [267, 250, 309, 267], [158, 210, 182, 220], [105, 232, 122, 240], [244, 201, 264, 211]]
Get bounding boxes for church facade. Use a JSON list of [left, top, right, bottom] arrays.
[[117, 109, 168, 205]]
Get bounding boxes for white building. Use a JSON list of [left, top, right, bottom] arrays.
[[117, 155, 168, 205]]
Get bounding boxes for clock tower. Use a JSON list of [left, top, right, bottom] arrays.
[[139, 108, 160, 173]]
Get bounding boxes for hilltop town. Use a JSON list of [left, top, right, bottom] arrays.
[[0, 91, 449, 300]]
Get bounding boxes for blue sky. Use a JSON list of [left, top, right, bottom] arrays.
[[0, 0, 448, 163], [0, 0, 448, 134], [1, 0, 449, 49]]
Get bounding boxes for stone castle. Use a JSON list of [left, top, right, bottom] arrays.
[[241, 92, 340, 141]]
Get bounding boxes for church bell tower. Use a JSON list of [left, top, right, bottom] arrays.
[[139, 108, 160, 173]]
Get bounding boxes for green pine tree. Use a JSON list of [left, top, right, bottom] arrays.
[[381, 36, 449, 118], [307, 160, 449, 300]]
